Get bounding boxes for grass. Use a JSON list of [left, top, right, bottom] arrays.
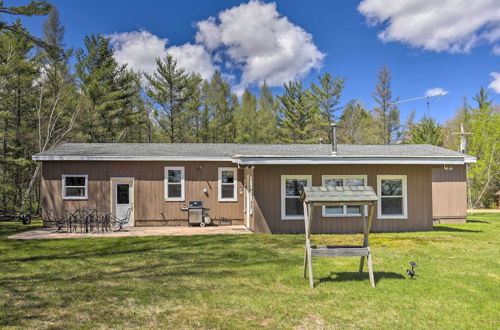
[[1, 214, 499, 329]]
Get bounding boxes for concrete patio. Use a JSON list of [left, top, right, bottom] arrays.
[[8, 225, 252, 240]]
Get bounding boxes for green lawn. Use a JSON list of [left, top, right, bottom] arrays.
[[1, 214, 499, 329]]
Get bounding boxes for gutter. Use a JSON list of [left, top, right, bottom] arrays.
[[233, 156, 472, 165]]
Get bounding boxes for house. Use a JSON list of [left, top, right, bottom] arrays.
[[32, 141, 475, 234]]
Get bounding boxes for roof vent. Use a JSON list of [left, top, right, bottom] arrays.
[[331, 122, 338, 155]]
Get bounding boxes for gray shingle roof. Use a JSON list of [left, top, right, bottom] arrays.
[[33, 143, 468, 159]]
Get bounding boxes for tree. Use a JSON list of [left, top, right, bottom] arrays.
[[0, 23, 39, 210], [279, 81, 318, 143], [75, 34, 136, 142], [467, 99, 500, 208], [235, 89, 258, 143], [472, 87, 493, 110], [21, 7, 81, 211], [256, 81, 278, 143], [372, 65, 400, 144], [310, 73, 345, 142], [0, 1, 54, 52], [338, 99, 380, 144], [409, 116, 443, 146], [206, 71, 236, 143], [145, 54, 200, 143], [442, 96, 471, 151]]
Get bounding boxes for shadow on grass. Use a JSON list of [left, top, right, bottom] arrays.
[[317, 271, 405, 286], [466, 220, 490, 224], [432, 226, 482, 233]]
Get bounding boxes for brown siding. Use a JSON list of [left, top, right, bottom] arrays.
[[431, 165, 467, 219], [252, 164, 434, 234], [41, 161, 244, 225]]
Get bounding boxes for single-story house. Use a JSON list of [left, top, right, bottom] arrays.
[[32, 142, 475, 234]]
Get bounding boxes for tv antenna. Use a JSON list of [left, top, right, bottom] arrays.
[[391, 92, 446, 116]]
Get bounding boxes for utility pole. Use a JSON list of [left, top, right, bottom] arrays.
[[452, 122, 473, 209], [452, 123, 471, 154]]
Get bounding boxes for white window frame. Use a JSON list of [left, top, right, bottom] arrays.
[[377, 175, 408, 219], [321, 175, 368, 217], [164, 166, 185, 201], [218, 167, 238, 202], [62, 174, 88, 200], [281, 175, 312, 220]]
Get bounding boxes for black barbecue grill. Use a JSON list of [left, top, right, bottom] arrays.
[[181, 201, 211, 227]]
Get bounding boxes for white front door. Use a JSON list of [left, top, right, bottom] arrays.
[[111, 178, 134, 226]]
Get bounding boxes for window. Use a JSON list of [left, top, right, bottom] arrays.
[[377, 175, 407, 219], [165, 167, 185, 201], [218, 167, 237, 201], [281, 175, 311, 220], [116, 184, 130, 204], [62, 175, 88, 200], [322, 175, 367, 217]]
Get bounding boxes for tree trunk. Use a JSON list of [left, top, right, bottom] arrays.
[[21, 163, 41, 212]]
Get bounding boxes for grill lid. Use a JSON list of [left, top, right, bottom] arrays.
[[188, 201, 203, 208]]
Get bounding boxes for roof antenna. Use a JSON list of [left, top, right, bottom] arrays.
[[331, 122, 337, 155]]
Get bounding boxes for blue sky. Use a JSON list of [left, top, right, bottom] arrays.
[[20, 0, 500, 123]]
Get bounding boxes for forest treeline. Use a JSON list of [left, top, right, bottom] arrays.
[[1, 2, 499, 212]]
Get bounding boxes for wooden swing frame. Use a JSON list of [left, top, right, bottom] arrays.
[[301, 186, 378, 288]]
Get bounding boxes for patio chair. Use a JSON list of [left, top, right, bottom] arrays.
[[45, 209, 66, 232], [85, 209, 103, 233], [111, 208, 132, 231], [64, 209, 81, 233]]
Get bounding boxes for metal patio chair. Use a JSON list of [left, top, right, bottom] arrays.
[[111, 208, 132, 231], [64, 209, 81, 233], [83, 209, 102, 233], [45, 209, 66, 232]]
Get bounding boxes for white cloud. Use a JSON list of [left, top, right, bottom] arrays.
[[489, 72, 500, 93], [492, 45, 500, 55], [108, 1, 323, 89], [109, 30, 168, 75], [108, 30, 216, 79], [358, 0, 500, 53], [196, 0, 325, 89], [425, 87, 448, 97], [166, 44, 216, 80]]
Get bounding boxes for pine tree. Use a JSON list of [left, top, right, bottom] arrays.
[[75, 34, 136, 142], [21, 7, 80, 211], [338, 99, 380, 144], [145, 54, 200, 143], [207, 71, 235, 143], [409, 116, 443, 146], [0, 23, 38, 210], [199, 80, 211, 143], [256, 81, 278, 143], [310, 73, 345, 142], [472, 87, 493, 110], [235, 89, 258, 143], [0, 1, 54, 52], [372, 65, 400, 144], [279, 81, 318, 143]]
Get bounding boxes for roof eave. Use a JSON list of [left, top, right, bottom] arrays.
[[31, 155, 234, 162], [234, 157, 469, 165]]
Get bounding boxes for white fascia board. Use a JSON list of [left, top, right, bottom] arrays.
[[235, 157, 468, 165], [464, 156, 477, 163], [32, 155, 233, 162]]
